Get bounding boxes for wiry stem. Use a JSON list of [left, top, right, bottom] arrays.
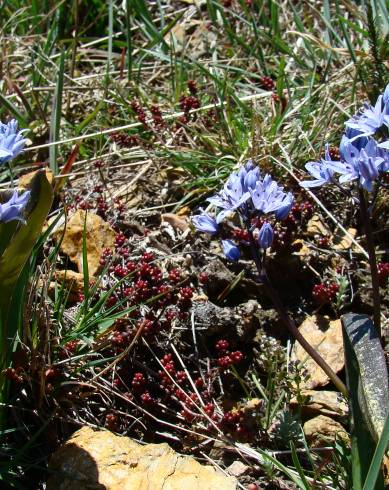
[[245, 222, 348, 398], [358, 188, 381, 337]]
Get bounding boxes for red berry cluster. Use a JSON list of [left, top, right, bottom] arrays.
[[179, 95, 200, 115], [105, 413, 118, 431], [67, 182, 125, 221], [150, 105, 166, 128], [132, 372, 146, 391], [220, 410, 249, 440], [289, 201, 314, 221], [317, 237, 330, 248], [378, 262, 389, 287], [127, 353, 214, 426], [215, 339, 244, 370], [198, 272, 208, 284], [59, 339, 79, 359], [93, 159, 104, 169], [4, 367, 23, 384], [187, 80, 198, 95], [110, 132, 139, 148], [259, 75, 275, 91], [247, 200, 313, 254], [98, 240, 195, 348], [273, 201, 313, 251], [131, 100, 148, 126], [232, 228, 249, 242], [312, 282, 338, 304]]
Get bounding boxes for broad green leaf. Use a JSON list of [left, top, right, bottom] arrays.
[[0, 171, 53, 343], [342, 313, 387, 489]]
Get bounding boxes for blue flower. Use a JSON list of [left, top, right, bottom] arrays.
[[384, 83, 389, 105], [205, 161, 293, 224], [345, 95, 386, 138], [275, 192, 293, 220], [207, 169, 251, 222], [340, 127, 369, 153], [327, 138, 383, 191], [300, 145, 337, 188], [258, 222, 274, 249], [192, 212, 218, 234], [222, 239, 240, 262], [300, 161, 334, 188], [377, 139, 389, 151], [0, 119, 27, 164], [0, 190, 30, 223], [250, 174, 293, 216], [238, 159, 261, 192], [376, 146, 389, 172]]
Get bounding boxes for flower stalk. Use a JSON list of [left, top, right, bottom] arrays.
[[245, 222, 349, 398], [358, 188, 381, 336]]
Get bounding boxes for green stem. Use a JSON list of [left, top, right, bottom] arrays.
[[358, 188, 381, 338]]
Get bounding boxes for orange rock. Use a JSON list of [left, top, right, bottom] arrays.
[[290, 390, 348, 420], [303, 415, 349, 447], [53, 210, 116, 276], [291, 315, 344, 389], [161, 213, 189, 232], [48, 427, 237, 490]]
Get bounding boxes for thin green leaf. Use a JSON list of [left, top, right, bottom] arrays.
[[49, 50, 65, 175]]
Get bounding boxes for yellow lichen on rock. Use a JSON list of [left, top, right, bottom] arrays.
[[291, 315, 344, 389], [48, 427, 237, 490], [53, 210, 116, 276]]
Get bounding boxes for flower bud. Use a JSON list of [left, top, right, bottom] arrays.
[[275, 193, 293, 220], [258, 222, 274, 249], [192, 213, 218, 234], [222, 239, 240, 262]]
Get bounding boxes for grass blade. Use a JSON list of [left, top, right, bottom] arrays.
[[49, 50, 65, 175], [363, 411, 389, 490]]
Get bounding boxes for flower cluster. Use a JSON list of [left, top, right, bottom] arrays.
[[0, 119, 30, 224], [192, 160, 294, 260], [0, 119, 27, 164], [0, 190, 30, 224], [301, 84, 389, 192]]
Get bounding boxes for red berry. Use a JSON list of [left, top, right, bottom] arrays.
[[132, 372, 146, 390], [115, 232, 126, 248], [215, 339, 229, 352], [179, 287, 193, 299], [318, 237, 329, 248], [141, 252, 154, 263], [161, 354, 173, 365], [176, 371, 187, 383], [230, 351, 244, 364], [218, 355, 232, 369], [140, 391, 154, 405], [204, 402, 215, 416], [232, 228, 249, 242], [194, 377, 204, 388], [378, 262, 389, 287], [198, 272, 208, 284], [259, 75, 275, 90], [105, 413, 118, 430], [187, 80, 198, 95], [168, 268, 181, 283]]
